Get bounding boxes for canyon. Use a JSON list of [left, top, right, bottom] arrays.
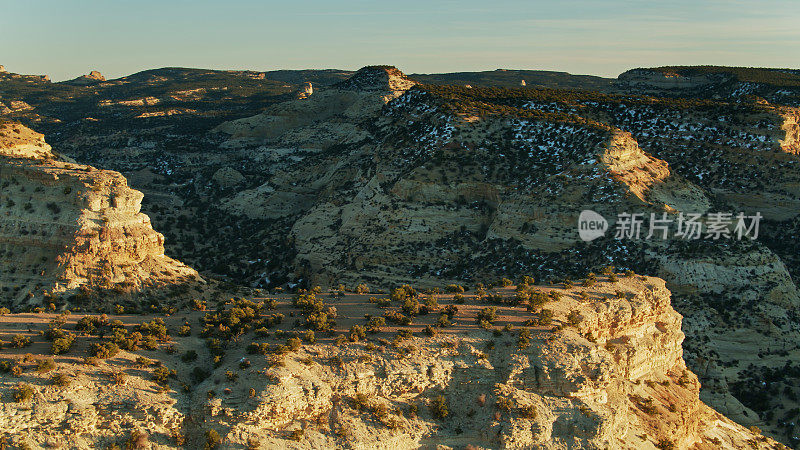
[[2, 63, 800, 448]]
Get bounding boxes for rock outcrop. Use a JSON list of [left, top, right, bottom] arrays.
[[192, 277, 780, 449], [296, 81, 314, 99], [213, 65, 415, 142], [0, 123, 200, 307], [65, 70, 106, 86], [0, 277, 781, 449]]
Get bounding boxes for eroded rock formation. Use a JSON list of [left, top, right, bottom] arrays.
[[0, 123, 200, 306]]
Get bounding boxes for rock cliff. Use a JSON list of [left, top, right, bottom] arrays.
[[0, 123, 200, 307], [186, 277, 780, 449]]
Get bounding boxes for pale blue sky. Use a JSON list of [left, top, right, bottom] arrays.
[[1, 0, 798, 81]]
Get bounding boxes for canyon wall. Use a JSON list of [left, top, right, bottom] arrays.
[[0, 123, 199, 307]]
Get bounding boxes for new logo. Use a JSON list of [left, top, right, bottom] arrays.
[[578, 210, 608, 242]]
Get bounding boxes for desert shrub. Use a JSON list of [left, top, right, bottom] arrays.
[[254, 327, 271, 338], [583, 273, 597, 286], [225, 371, 238, 382], [152, 365, 175, 384], [391, 284, 417, 303], [567, 310, 583, 327], [631, 394, 659, 415], [538, 309, 554, 326], [429, 395, 449, 419], [453, 293, 465, 304], [135, 356, 152, 368], [367, 317, 385, 333], [495, 396, 512, 411], [90, 342, 120, 359], [10, 334, 31, 348], [292, 292, 324, 313], [383, 309, 411, 326], [204, 429, 222, 449], [136, 318, 169, 341], [302, 330, 316, 344], [181, 350, 198, 362], [51, 372, 70, 387], [304, 311, 335, 332], [401, 297, 420, 316], [192, 367, 210, 383], [518, 275, 535, 286], [608, 273, 618, 282], [677, 371, 692, 387], [75, 315, 110, 334], [517, 329, 531, 349], [424, 296, 439, 312], [445, 284, 464, 293], [442, 304, 458, 317], [286, 337, 302, 351], [520, 405, 537, 419], [178, 324, 191, 336], [476, 307, 497, 324], [36, 358, 56, 373], [396, 329, 413, 340], [191, 299, 207, 311], [499, 278, 513, 287], [355, 283, 369, 294], [246, 342, 270, 355], [349, 325, 366, 342], [436, 314, 451, 328], [0, 307, 9, 315], [352, 392, 370, 410], [424, 325, 438, 337], [655, 439, 675, 450], [13, 383, 35, 402], [528, 291, 550, 308], [51, 334, 76, 355]]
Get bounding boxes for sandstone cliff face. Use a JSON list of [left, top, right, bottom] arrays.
[[0, 124, 199, 306], [191, 277, 778, 449], [600, 131, 709, 213], [213, 65, 415, 144], [779, 108, 800, 154], [649, 242, 800, 429], [0, 278, 780, 449]]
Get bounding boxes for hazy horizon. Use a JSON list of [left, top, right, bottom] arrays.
[[2, 0, 798, 82]]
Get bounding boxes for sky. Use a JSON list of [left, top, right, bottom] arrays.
[[1, 0, 798, 81]]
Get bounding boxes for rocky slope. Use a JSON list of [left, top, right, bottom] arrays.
[[616, 66, 800, 106], [208, 70, 800, 446], [3, 63, 800, 446], [0, 123, 200, 307], [0, 276, 784, 449], [198, 277, 776, 449]]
